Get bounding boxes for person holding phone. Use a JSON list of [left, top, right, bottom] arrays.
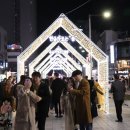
[[15, 77, 41, 130], [68, 70, 92, 130]]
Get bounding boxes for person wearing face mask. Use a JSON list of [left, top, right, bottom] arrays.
[[14, 77, 41, 130]]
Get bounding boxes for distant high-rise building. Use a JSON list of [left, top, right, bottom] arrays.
[[0, 0, 37, 50], [0, 0, 37, 72], [0, 26, 7, 70]]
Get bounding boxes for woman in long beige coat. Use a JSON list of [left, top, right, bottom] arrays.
[[14, 77, 41, 130]]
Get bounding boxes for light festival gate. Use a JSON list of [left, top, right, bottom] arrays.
[[34, 46, 81, 72], [28, 40, 86, 78], [17, 14, 109, 113]]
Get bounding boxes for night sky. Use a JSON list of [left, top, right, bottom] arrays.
[[37, 0, 130, 35]]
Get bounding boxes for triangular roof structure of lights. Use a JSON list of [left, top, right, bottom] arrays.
[[29, 40, 86, 77], [39, 53, 76, 73], [42, 60, 73, 78], [39, 55, 75, 73], [17, 13, 89, 81], [44, 61, 73, 74], [35, 46, 82, 71], [43, 63, 72, 78], [40, 54, 75, 73], [17, 13, 108, 90], [35, 51, 81, 72], [42, 59, 73, 75], [17, 13, 109, 112], [44, 63, 72, 78]]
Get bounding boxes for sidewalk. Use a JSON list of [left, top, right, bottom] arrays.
[[45, 95, 130, 130], [1, 94, 130, 130]]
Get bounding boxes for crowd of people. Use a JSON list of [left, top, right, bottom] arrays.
[[0, 70, 126, 130]]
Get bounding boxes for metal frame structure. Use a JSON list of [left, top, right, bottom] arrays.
[[35, 46, 81, 72], [17, 13, 109, 112], [42, 59, 73, 77], [43, 62, 72, 77], [40, 54, 75, 74], [39, 54, 76, 73], [28, 40, 86, 77]]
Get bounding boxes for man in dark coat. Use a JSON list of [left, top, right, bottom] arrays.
[[88, 80, 98, 118], [51, 72, 65, 117], [32, 72, 50, 130], [111, 74, 126, 122]]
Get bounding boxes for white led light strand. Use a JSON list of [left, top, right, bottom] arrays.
[[42, 60, 73, 76], [43, 63, 72, 78], [39, 54, 76, 73], [17, 13, 108, 113], [35, 46, 82, 71]]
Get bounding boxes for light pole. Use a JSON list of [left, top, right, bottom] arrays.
[[89, 14, 91, 40], [89, 11, 112, 40], [88, 11, 111, 78]]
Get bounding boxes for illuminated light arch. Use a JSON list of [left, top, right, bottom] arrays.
[[44, 64, 72, 78], [43, 61, 73, 78], [17, 13, 109, 112], [40, 55, 74, 73], [43, 60, 73, 76], [44, 65, 71, 78], [39, 54, 76, 73], [29, 40, 86, 77], [35, 46, 82, 71], [43, 64, 71, 78], [28, 41, 58, 77]]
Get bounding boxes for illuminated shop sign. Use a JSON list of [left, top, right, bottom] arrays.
[[49, 35, 75, 42], [116, 70, 129, 75]]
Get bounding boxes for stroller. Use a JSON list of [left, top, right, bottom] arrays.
[[0, 100, 12, 130]]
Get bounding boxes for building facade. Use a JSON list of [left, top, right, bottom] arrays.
[[0, 0, 37, 72], [0, 26, 7, 71], [97, 30, 130, 80]]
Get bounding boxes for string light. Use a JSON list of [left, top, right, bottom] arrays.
[[17, 13, 109, 113], [35, 46, 81, 71], [29, 40, 86, 76], [39, 54, 76, 73], [41, 58, 73, 76]]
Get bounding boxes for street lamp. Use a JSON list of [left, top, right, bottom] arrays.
[[103, 11, 111, 19], [88, 11, 111, 78], [89, 10, 112, 40]]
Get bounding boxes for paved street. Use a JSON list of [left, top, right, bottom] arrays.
[[45, 96, 130, 130], [1, 93, 130, 130]]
